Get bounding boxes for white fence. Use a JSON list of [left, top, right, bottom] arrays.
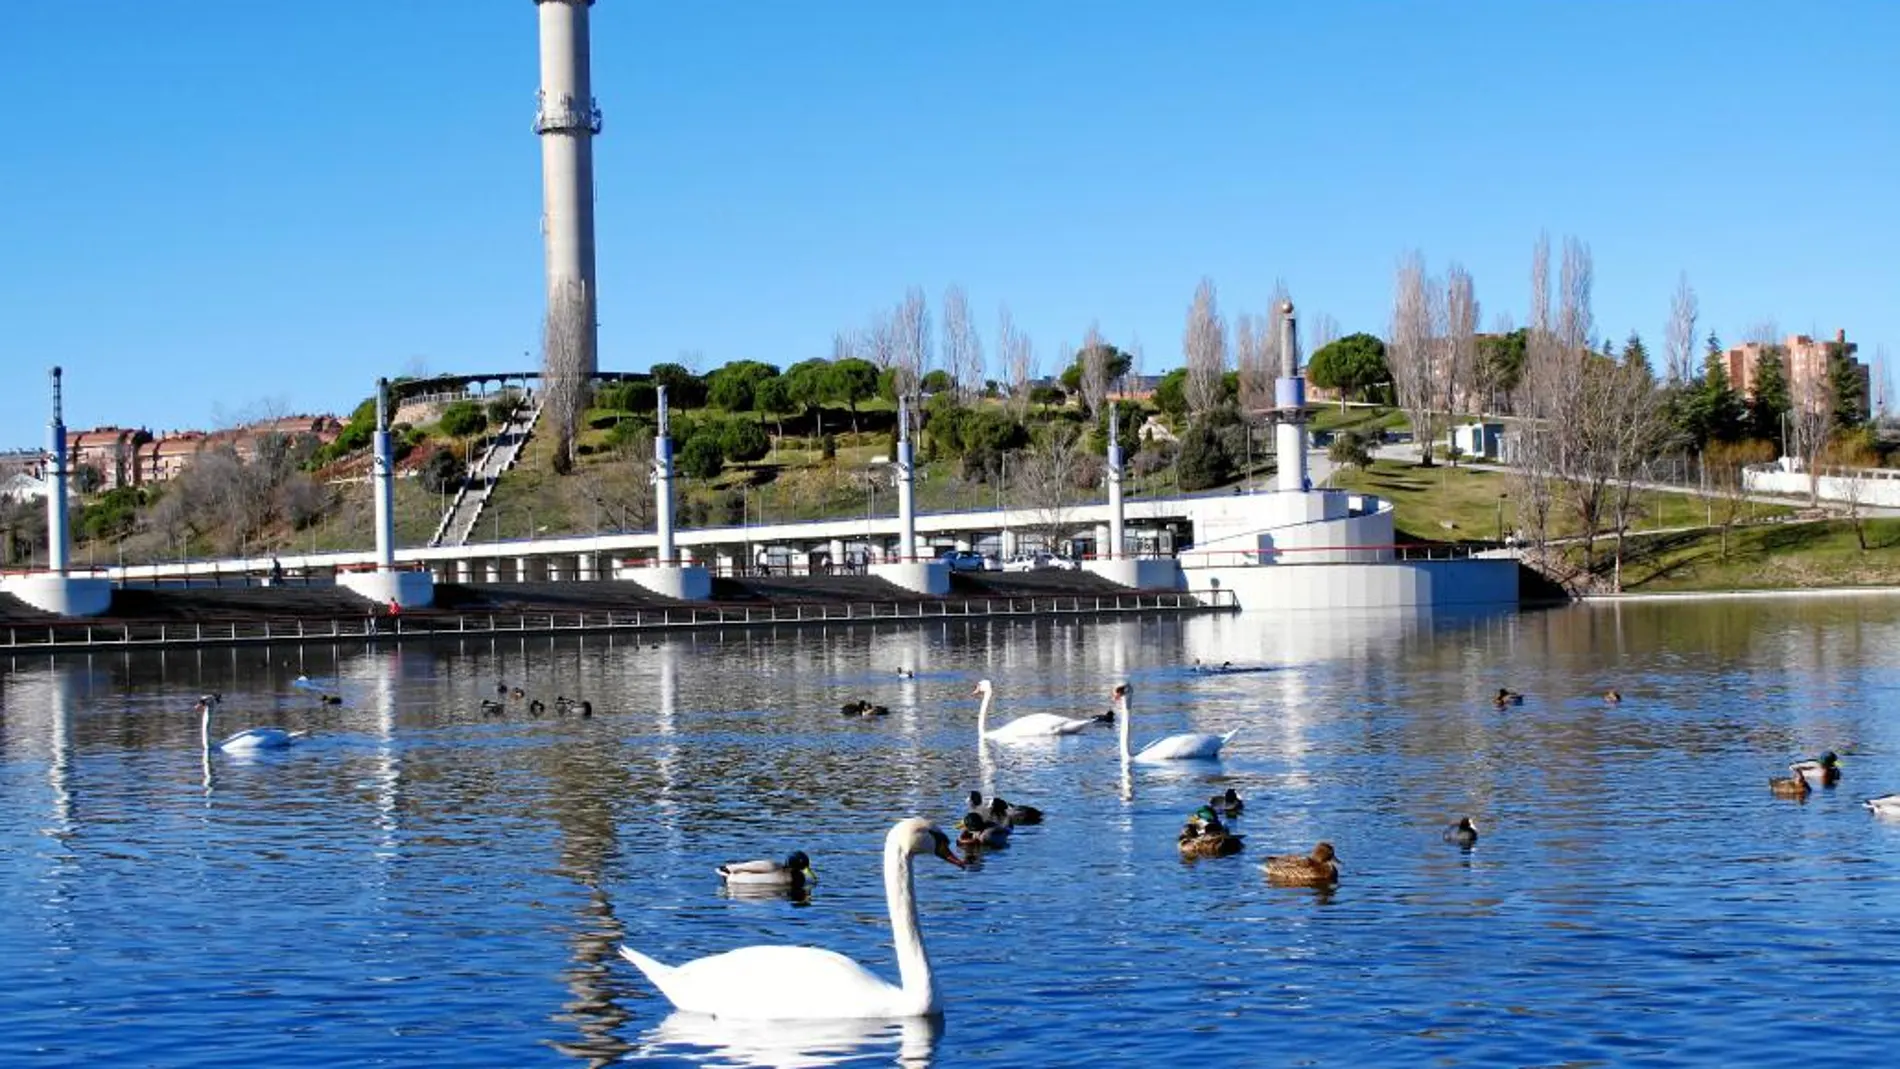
[[1743, 461, 1900, 508]]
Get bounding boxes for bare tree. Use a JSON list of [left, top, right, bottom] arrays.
[[1013, 422, 1091, 550], [861, 308, 897, 375], [892, 287, 932, 403], [1827, 437, 1878, 550], [1309, 312, 1341, 353], [1388, 252, 1439, 465], [1705, 439, 1775, 560], [572, 433, 655, 532], [1876, 344, 1894, 421], [1443, 263, 1479, 447], [1605, 353, 1677, 590], [1183, 277, 1227, 420], [1745, 319, 1781, 345], [1232, 313, 1265, 417], [1529, 231, 1551, 338], [940, 284, 981, 404], [542, 279, 590, 474], [999, 304, 1034, 420], [1078, 321, 1112, 422], [1788, 352, 1834, 506], [1664, 273, 1700, 385]]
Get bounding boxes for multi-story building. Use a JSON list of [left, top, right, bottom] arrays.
[[1723, 330, 1869, 414]]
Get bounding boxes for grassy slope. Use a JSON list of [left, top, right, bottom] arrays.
[[1595, 519, 1900, 593]]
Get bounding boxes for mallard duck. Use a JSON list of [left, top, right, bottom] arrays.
[[555, 695, 574, 715], [957, 812, 1011, 848], [1208, 788, 1244, 818], [1493, 688, 1525, 708], [479, 698, 505, 716], [716, 850, 816, 891], [986, 796, 1043, 827], [1863, 794, 1900, 817], [1769, 772, 1811, 799], [1444, 817, 1479, 847], [1603, 689, 1622, 704], [1179, 818, 1244, 858], [495, 682, 509, 695], [511, 687, 526, 701], [319, 693, 342, 706], [1791, 751, 1841, 788], [1264, 842, 1340, 886], [528, 699, 546, 717], [576, 699, 593, 719]]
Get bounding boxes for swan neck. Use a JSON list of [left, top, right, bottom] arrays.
[[885, 836, 935, 1013], [976, 689, 991, 733], [201, 707, 211, 752], [1117, 694, 1131, 761]]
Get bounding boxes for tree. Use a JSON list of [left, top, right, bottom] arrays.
[[1746, 345, 1791, 451], [939, 284, 982, 404], [1828, 340, 1868, 431], [1307, 334, 1389, 410], [1705, 439, 1775, 560], [1442, 264, 1479, 425], [1827, 434, 1879, 551], [1153, 368, 1189, 418], [486, 395, 520, 427], [1013, 423, 1090, 549], [720, 418, 769, 468], [1475, 327, 1527, 412], [1605, 334, 1677, 591], [1664, 273, 1700, 385], [1176, 419, 1237, 492], [1327, 429, 1375, 473], [1674, 347, 1746, 449], [920, 369, 954, 394], [438, 400, 487, 439], [680, 432, 725, 480], [829, 358, 879, 431], [420, 447, 464, 495], [999, 305, 1035, 421], [1182, 278, 1227, 420], [649, 363, 708, 410], [542, 279, 592, 475], [72, 463, 104, 495], [707, 360, 779, 413], [892, 287, 931, 403], [1388, 251, 1440, 466]]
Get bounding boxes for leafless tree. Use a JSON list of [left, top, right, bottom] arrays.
[[542, 279, 590, 474], [1309, 312, 1341, 353], [1705, 439, 1775, 560], [1232, 313, 1265, 417], [940, 284, 981, 404], [999, 304, 1035, 420], [1388, 252, 1440, 465], [861, 310, 897, 372], [1788, 354, 1834, 506], [1442, 263, 1479, 454], [1745, 319, 1781, 345], [1529, 231, 1551, 338], [1876, 344, 1894, 421], [1664, 273, 1700, 385], [1013, 422, 1091, 549], [572, 433, 656, 532], [1078, 321, 1111, 421], [893, 287, 931, 403], [1827, 437, 1878, 550], [1605, 355, 1678, 590], [830, 330, 856, 364], [1182, 277, 1227, 420]]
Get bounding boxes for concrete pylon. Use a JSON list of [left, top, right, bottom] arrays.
[[337, 377, 434, 608], [1274, 300, 1308, 493], [0, 369, 114, 614], [46, 368, 70, 574], [1106, 409, 1125, 560], [868, 394, 948, 594], [534, 0, 600, 378], [625, 383, 709, 599], [895, 394, 917, 562]]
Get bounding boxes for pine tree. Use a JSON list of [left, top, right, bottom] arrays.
[[1828, 341, 1868, 431], [1747, 345, 1791, 450]]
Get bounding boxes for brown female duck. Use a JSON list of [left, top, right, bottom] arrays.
[[1264, 841, 1340, 886]]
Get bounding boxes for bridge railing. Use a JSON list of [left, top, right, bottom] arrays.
[[1177, 542, 1495, 567]]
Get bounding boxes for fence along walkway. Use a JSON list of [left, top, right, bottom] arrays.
[[0, 588, 1235, 652]]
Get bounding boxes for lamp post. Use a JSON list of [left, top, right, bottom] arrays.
[[1496, 493, 1508, 545]]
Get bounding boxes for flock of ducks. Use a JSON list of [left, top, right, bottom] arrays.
[[478, 683, 593, 719], [1765, 749, 1900, 819]]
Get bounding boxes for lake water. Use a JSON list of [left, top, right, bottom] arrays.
[[6, 597, 1900, 1067]]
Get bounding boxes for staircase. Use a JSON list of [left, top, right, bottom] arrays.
[[430, 398, 542, 547]]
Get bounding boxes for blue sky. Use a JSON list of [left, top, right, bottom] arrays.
[[2, 1, 1894, 443]]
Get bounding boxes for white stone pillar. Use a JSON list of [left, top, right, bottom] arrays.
[[1274, 300, 1308, 493], [1106, 408, 1125, 559], [45, 368, 70, 574], [372, 378, 397, 571], [895, 394, 916, 561], [654, 386, 677, 563]]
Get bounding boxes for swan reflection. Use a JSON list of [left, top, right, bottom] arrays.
[[637, 1010, 941, 1069]]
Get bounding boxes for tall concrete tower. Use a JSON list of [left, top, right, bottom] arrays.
[[534, 0, 601, 378]]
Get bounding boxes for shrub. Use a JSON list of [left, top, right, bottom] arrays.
[[681, 432, 725, 479], [438, 400, 487, 438], [1176, 420, 1236, 492]]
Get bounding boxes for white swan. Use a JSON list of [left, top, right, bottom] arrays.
[[197, 694, 306, 753], [620, 817, 965, 1019], [1864, 794, 1900, 817], [1116, 683, 1236, 763], [971, 679, 1095, 740]]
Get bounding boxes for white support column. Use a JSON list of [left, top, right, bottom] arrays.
[[654, 386, 676, 564], [46, 367, 70, 574], [1106, 408, 1125, 559], [372, 378, 396, 570], [1274, 299, 1309, 493], [895, 394, 917, 562]]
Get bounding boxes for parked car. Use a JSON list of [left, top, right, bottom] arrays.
[[937, 549, 989, 572], [1003, 551, 1078, 572]]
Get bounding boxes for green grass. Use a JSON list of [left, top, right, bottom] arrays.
[[1599, 518, 1900, 592], [1328, 459, 1795, 543]]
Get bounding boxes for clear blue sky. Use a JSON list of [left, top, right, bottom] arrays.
[[3, 1, 1894, 444]]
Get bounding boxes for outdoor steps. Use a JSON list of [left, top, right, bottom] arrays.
[[438, 402, 543, 547], [102, 586, 382, 622], [953, 571, 1142, 597], [432, 580, 690, 613], [0, 592, 57, 624], [712, 575, 926, 604]]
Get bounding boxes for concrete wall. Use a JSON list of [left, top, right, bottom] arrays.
[[1183, 558, 1518, 613], [0, 574, 114, 616], [1744, 464, 1900, 508]]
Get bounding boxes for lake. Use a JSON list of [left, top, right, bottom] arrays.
[[5, 596, 1900, 1066]]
